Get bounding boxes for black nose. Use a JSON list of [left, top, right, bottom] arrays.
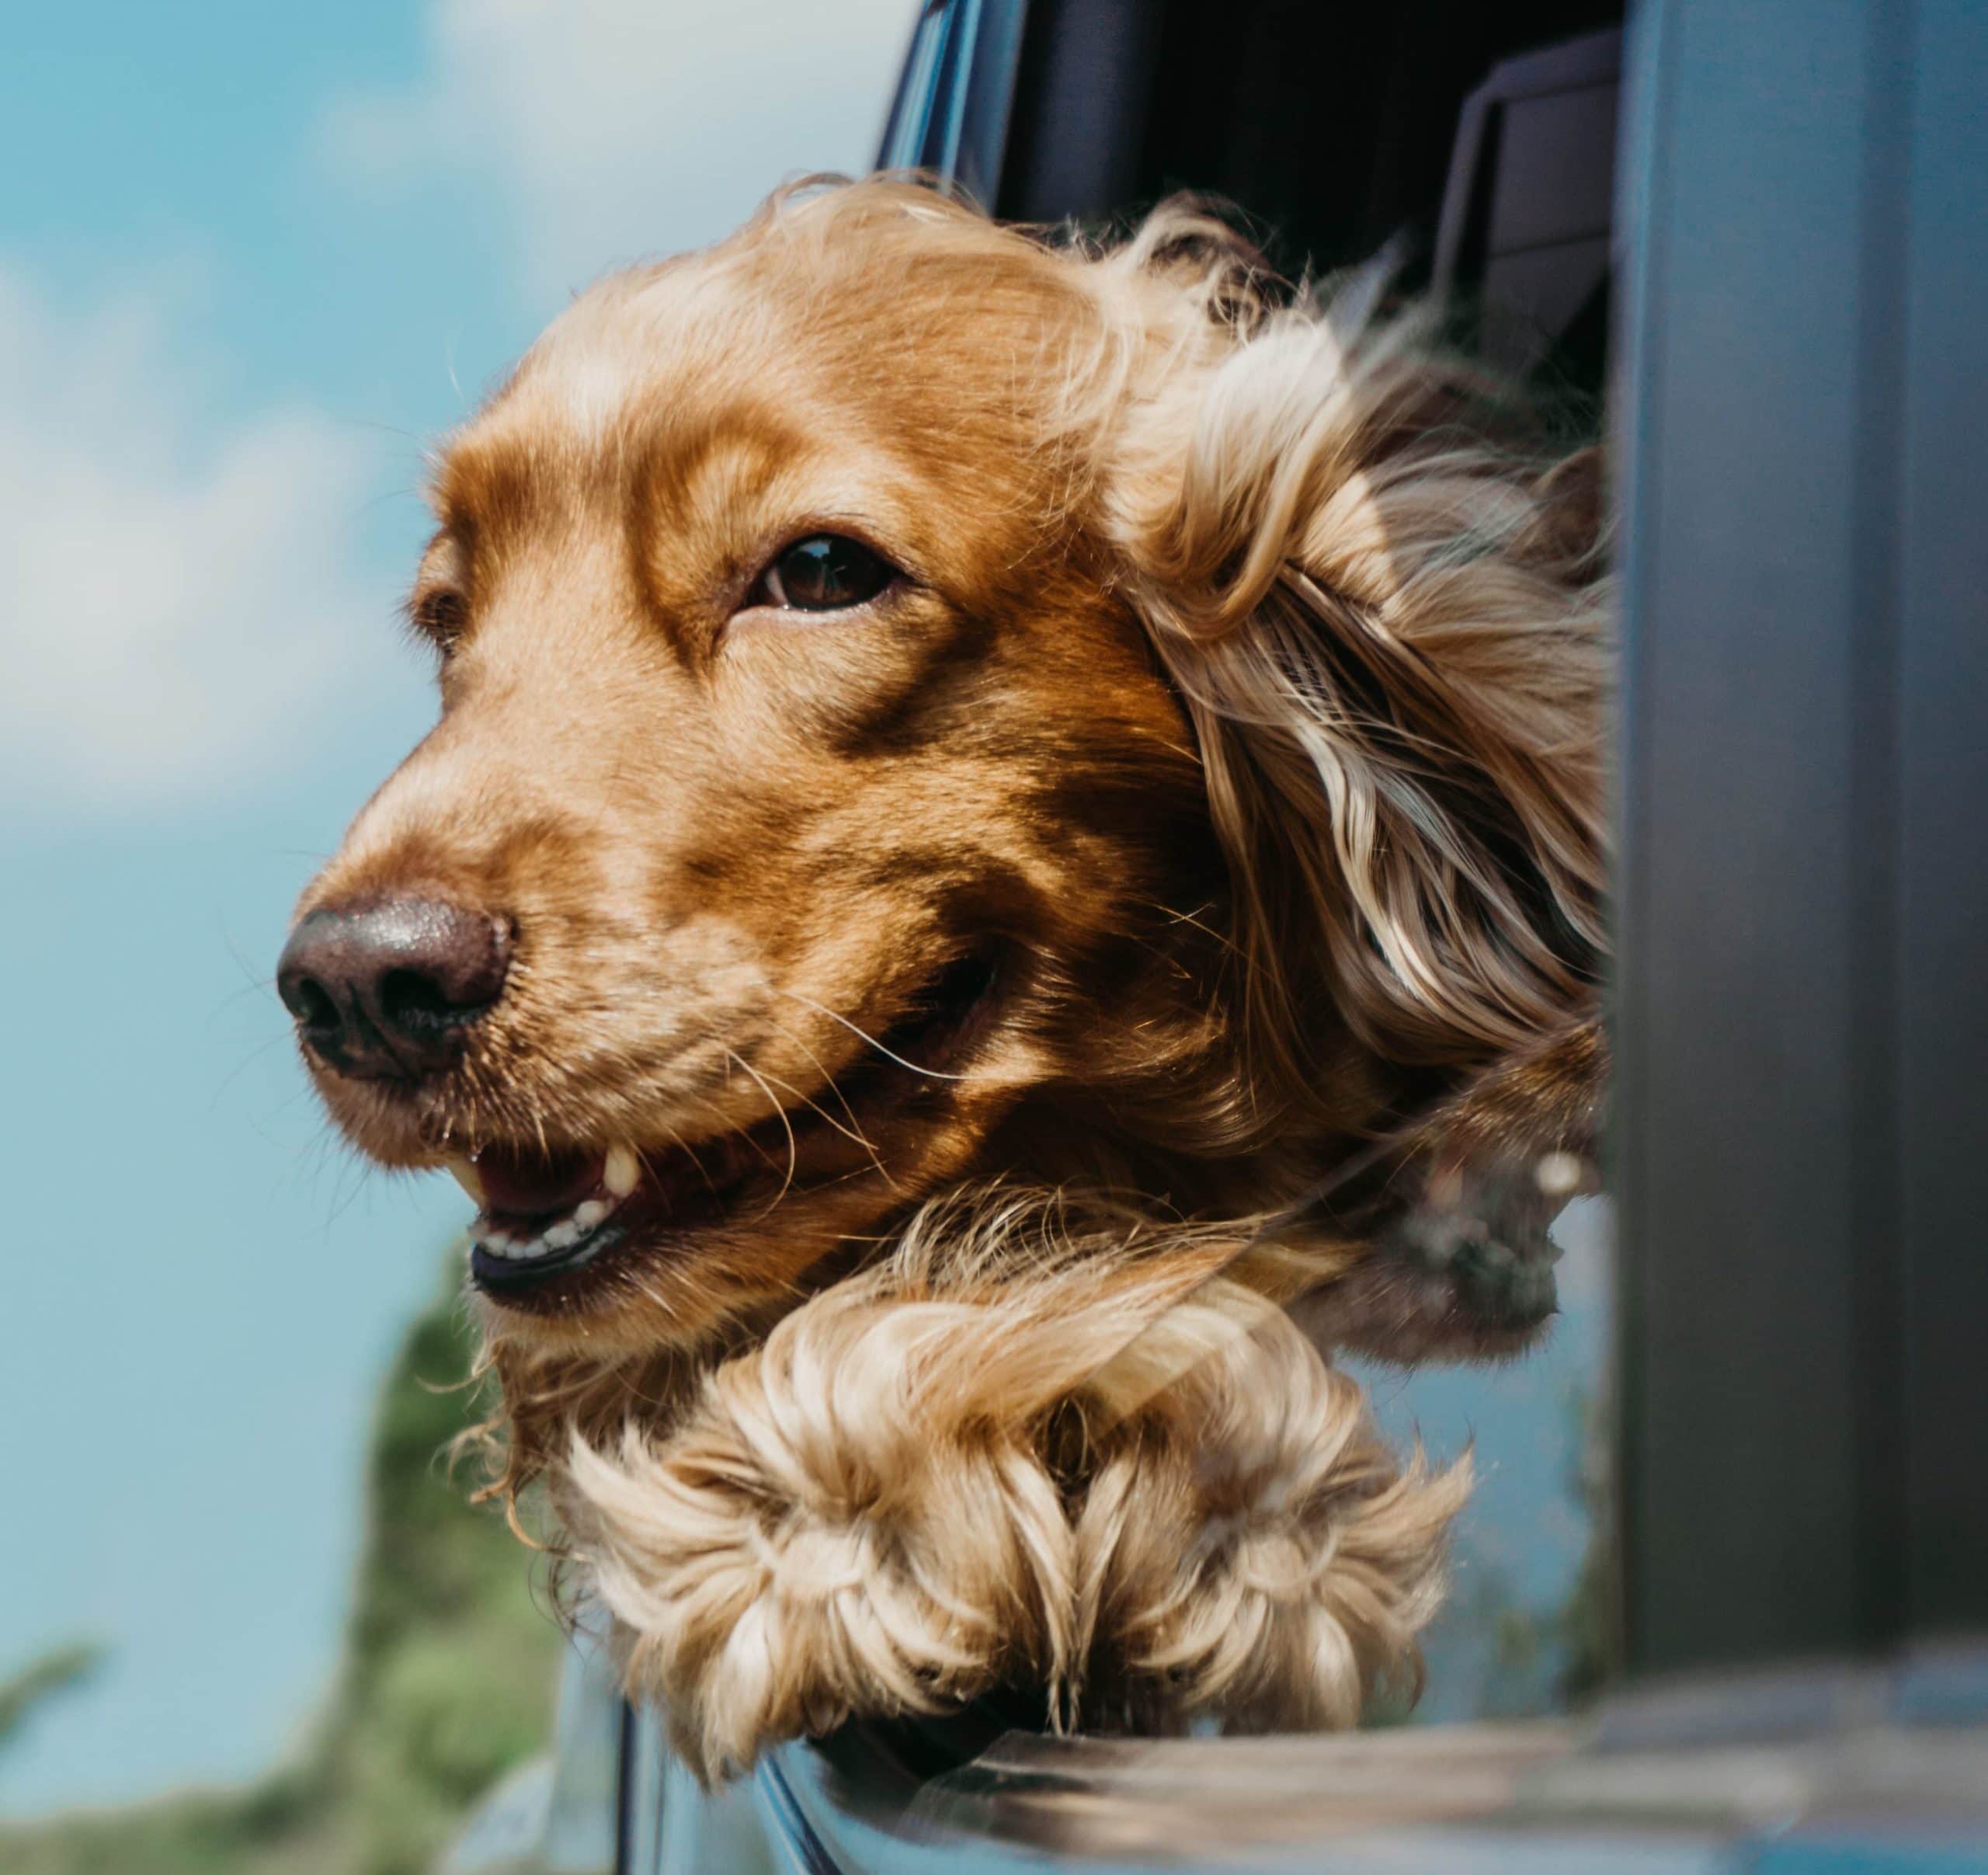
[[277, 898, 511, 1080]]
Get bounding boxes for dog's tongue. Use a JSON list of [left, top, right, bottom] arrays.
[[474, 1143, 605, 1222]]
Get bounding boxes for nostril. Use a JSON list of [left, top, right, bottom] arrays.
[[285, 975, 343, 1042], [379, 965, 477, 1034]]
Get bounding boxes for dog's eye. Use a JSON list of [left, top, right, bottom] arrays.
[[749, 535, 895, 613], [410, 587, 468, 652]]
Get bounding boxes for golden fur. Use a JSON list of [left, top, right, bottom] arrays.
[[565, 1192, 1468, 1779], [287, 177, 1610, 1778]]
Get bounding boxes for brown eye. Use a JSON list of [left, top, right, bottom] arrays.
[[411, 587, 468, 651], [749, 535, 895, 612]]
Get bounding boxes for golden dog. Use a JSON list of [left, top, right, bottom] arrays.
[[280, 179, 1608, 1777]]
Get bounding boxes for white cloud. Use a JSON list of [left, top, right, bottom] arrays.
[[0, 2, 916, 816], [0, 268, 398, 813], [321, 0, 914, 302]]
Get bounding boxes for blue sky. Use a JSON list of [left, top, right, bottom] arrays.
[[0, 0, 912, 1814], [0, 0, 1607, 1817]]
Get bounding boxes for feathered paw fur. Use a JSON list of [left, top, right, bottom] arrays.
[[1073, 1289, 1470, 1734], [558, 1211, 1468, 1783]]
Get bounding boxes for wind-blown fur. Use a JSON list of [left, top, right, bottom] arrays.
[[286, 178, 1610, 1782], [1099, 212, 1607, 1073]]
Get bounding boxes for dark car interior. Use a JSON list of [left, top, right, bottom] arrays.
[[997, 0, 1625, 395]]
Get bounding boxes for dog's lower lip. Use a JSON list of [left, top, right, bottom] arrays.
[[463, 1132, 755, 1299], [467, 1167, 627, 1292], [471, 1222, 627, 1289]]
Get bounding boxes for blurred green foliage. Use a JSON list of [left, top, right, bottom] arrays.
[[1480, 1381, 1617, 1714], [0, 1646, 104, 1757], [0, 1268, 562, 1875]]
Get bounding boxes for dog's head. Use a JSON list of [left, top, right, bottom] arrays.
[[280, 181, 1607, 1379]]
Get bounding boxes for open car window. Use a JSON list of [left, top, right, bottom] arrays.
[[443, 5, 1988, 1870]]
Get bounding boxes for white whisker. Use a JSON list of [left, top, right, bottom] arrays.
[[754, 1014, 898, 1191], [723, 1048, 799, 1212], [774, 989, 978, 1083]]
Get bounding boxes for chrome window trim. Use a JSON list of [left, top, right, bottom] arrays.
[[876, 0, 1030, 207]]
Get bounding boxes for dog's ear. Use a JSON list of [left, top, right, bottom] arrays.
[[1102, 275, 1610, 1078]]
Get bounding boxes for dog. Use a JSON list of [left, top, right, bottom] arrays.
[[279, 178, 1609, 1779]]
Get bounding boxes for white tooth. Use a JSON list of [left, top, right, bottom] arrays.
[[447, 1157, 487, 1206], [543, 1220, 579, 1251], [603, 1144, 641, 1199], [574, 1199, 609, 1231]]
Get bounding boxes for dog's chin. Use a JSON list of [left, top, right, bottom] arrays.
[[318, 944, 1011, 1352]]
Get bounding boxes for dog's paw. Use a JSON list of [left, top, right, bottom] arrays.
[[1322, 1151, 1579, 1358], [554, 1217, 1471, 1772], [1303, 1017, 1604, 1360], [1074, 1289, 1469, 1731], [559, 1285, 1075, 1782]]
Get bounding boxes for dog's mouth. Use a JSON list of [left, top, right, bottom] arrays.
[[457, 945, 1004, 1306]]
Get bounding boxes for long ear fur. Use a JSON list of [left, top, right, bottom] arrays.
[[1096, 213, 1611, 1076]]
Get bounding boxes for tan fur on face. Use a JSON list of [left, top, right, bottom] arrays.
[[290, 178, 1610, 1768], [304, 190, 1254, 1361]]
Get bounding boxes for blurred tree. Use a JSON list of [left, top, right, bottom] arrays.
[[0, 1261, 562, 1875], [0, 1644, 104, 1758]]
